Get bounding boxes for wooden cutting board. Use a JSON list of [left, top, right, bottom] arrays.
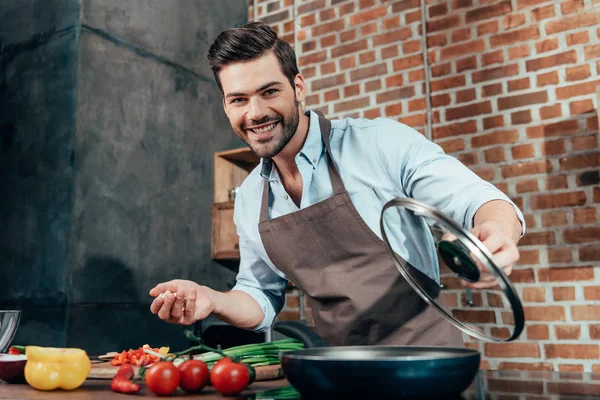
[[88, 362, 284, 381]]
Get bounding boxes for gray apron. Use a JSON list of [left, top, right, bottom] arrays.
[[258, 113, 464, 347]]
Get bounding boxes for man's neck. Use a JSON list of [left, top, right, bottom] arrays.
[[272, 110, 311, 178]]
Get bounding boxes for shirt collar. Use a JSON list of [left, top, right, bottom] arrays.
[[260, 110, 324, 181]]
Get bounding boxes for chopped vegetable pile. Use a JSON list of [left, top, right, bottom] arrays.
[[110, 344, 170, 366]]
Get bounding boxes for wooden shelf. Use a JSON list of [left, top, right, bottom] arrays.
[[212, 148, 260, 260]]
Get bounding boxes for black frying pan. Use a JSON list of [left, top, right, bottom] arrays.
[[274, 321, 479, 399]]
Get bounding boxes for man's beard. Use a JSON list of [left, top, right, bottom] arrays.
[[237, 100, 300, 158]]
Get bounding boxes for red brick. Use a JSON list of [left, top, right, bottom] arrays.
[[385, 74, 403, 87], [446, 101, 492, 121], [428, 2, 448, 17], [450, 28, 470, 43], [567, 31, 589, 45], [364, 108, 381, 119], [312, 19, 346, 37], [510, 268, 536, 283], [441, 40, 487, 60], [523, 287, 546, 302], [359, 51, 376, 65], [319, 8, 336, 22], [564, 226, 600, 243], [548, 248, 572, 263], [539, 266, 594, 282], [343, 85, 360, 97], [373, 27, 412, 46], [588, 115, 599, 130], [455, 88, 476, 103], [432, 120, 477, 139], [517, 178, 539, 193], [402, 40, 421, 54], [546, 12, 599, 35], [508, 77, 530, 92], [297, 0, 326, 15], [553, 286, 576, 301], [542, 210, 568, 226], [562, 0, 585, 14], [350, 63, 387, 81], [584, 286, 600, 300], [466, 1, 512, 23], [324, 89, 340, 101], [340, 29, 357, 43], [556, 79, 600, 100], [391, 0, 420, 12], [570, 99, 594, 115], [299, 50, 328, 67], [527, 324, 550, 340], [350, 6, 388, 25], [519, 230, 555, 246], [320, 61, 336, 75], [523, 213, 536, 229], [532, 5, 555, 20], [544, 344, 600, 360], [438, 138, 466, 153], [478, 20, 499, 35], [526, 120, 579, 138], [491, 26, 540, 47], [384, 103, 402, 116], [312, 74, 346, 91], [501, 160, 552, 178], [525, 306, 566, 321], [574, 208, 597, 224], [392, 54, 423, 71], [452, 0, 473, 8], [381, 45, 399, 60], [560, 152, 599, 171], [427, 15, 461, 32], [277, 310, 301, 320], [566, 64, 591, 81], [498, 362, 553, 371], [405, 10, 422, 24], [584, 44, 600, 60], [408, 69, 424, 82], [382, 16, 400, 30], [456, 56, 478, 72], [359, 0, 376, 9], [431, 76, 466, 92], [484, 115, 504, 130], [408, 98, 426, 112], [516, 0, 552, 8], [481, 83, 503, 97], [526, 50, 577, 72], [536, 38, 559, 53], [472, 167, 495, 180], [532, 191, 587, 209], [498, 91, 548, 110], [539, 104, 562, 119], [504, 13, 526, 29], [398, 114, 427, 127], [484, 147, 505, 162], [541, 139, 565, 156], [508, 44, 530, 60], [376, 87, 415, 103], [519, 249, 540, 264], [482, 50, 504, 66], [537, 71, 559, 87], [485, 343, 540, 358], [334, 96, 370, 113], [331, 39, 368, 58], [572, 306, 600, 321], [431, 93, 451, 107]]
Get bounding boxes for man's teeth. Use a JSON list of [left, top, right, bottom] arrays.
[[252, 122, 277, 134]]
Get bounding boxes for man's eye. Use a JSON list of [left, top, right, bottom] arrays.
[[264, 89, 278, 96], [230, 98, 246, 104]]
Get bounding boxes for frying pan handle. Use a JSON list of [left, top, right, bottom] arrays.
[[273, 321, 329, 348]]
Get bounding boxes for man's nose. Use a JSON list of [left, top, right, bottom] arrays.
[[247, 97, 265, 122]]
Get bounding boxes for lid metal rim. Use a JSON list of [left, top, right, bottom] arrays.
[[380, 198, 525, 342]]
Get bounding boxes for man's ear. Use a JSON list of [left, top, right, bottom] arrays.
[[294, 74, 306, 103]]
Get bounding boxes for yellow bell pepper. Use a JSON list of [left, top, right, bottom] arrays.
[[25, 346, 91, 391]]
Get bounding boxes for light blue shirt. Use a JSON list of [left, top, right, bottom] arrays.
[[231, 110, 525, 332]]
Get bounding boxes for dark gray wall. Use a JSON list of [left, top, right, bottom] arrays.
[[0, 0, 80, 347], [1, 0, 248, 354]]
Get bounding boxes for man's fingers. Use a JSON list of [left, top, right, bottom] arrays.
[[184, 288, 197, 319], [149, 283, 167, 297], [158, 291, 176, 320], [150, 296, 164, 314], [170, 291, 186, 319]]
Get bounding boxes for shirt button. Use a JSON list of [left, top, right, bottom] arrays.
[[283, 194, 289, 200], [312, 158, 317, 163]]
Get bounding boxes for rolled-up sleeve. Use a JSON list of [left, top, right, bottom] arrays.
[[374, 119, 525, 235], [231, 199, 287, 333]]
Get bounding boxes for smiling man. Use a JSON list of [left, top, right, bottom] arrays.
[[149, 22, 525, 347]]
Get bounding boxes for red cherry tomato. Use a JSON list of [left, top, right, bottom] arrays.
[[210, 357, 252, 396], [145, 361, 180, 396], [178, 359, 209, 393]]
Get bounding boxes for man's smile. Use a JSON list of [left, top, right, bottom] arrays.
[[246, 120, 280, 138]]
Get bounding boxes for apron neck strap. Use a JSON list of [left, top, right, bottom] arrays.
[[259, 111, 345, 223]]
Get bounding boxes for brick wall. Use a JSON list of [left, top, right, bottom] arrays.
[[249, 0, 600, 372]]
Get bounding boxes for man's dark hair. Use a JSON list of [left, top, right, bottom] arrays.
[[207, 22, 300, 93]]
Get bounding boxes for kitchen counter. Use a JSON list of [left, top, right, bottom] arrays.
[[2, 370, 600, 398]]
